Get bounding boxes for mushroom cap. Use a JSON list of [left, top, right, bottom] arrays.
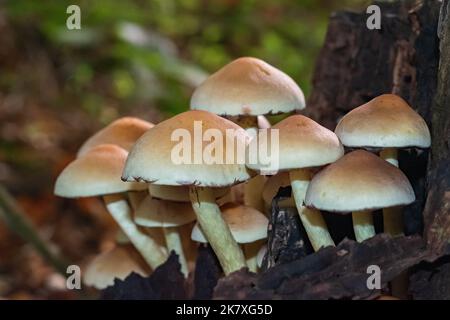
[[77, 117, 154, 157], [262, 172, 291, 206], [305, 150, 415, 212], [149, 184, 229, 202], [247, 115, 344, 173], [122, 110, 253, 187], [190, 57, 305, 116], [55, 144, 146, 198], [134, 196, 196, 227], [335, 94, 431, 148], [191, 203, 268, 243], [83, 245, 149, 290]]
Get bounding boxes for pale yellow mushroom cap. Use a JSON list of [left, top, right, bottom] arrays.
[[134, 195, 196, 228], [122, 110, 254, 187], [247, 115, 344, 173], [77, 117, 154, 157], [190, 57, 305, 116], [335, 94, 431, 148], [55, 144, 146, 198], [191, 203, 268, 243], [305, 150, 415, 212], [83, 245, 150, 290]]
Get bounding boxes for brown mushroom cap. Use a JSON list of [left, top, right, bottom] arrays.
[[134, 195, 196, 227], [305, 150, 415, 212], [191, 203, 268, 243], [247, 115, 344, 173], [55, 144, 146, 198], [83, 245, 150, 289], [122, 110, 253, 187], [190, 57, 305, 116], [77, 117, 154, 157], [335, 94, 431, 148]]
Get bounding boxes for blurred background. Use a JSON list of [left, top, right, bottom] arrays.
[[0, 0, 368, 299]]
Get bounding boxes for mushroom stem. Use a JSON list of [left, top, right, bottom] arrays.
[[380, 147, 407, 299], [380, 148, 404, 236], [189, 186, 246, 275], [103, 194, 168, 269], [352, 210, 376, 242], [289, 169, 335, 251], [163, 226, 189, 278], [244, 240, 264, 273]]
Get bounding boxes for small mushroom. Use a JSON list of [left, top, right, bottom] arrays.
[[190, 57, 305, 213], [335, 94, 430, 236], [54, 144, 168, 269], [305, 150, 415, 242], [191, 203, 268, 273], [83, 244, 150, 290], [134, 195, 196, 277], [77, 117, 154, 157], [122, 110, 254, 275], [248, 115, 344, 251]]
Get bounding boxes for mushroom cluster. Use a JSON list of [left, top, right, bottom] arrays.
[[54, 57, 430, 293]]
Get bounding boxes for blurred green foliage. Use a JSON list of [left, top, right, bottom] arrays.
[[5, 0, 368, 120]]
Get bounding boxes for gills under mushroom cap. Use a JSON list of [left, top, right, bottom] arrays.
[[134, 195, 196, 228]]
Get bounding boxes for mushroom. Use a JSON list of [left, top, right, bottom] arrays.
[[190, 57, 305, 213], [148, 184, 229, 203], [261, 172, 292, 214], [77, 117, 154, 157], [122, 110, 253, 275], [247, 115, 344, 251], [305, 150, 415, 242], [191, 203, 268, 272], [54, 144, 168, 269], [134, 195, 196, 277], [190, 57, 305, 121], [335, 94, 430, 236], [83, 244, 150, 290]]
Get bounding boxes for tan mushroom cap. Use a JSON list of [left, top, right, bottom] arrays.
[[190, 57, 305, 116], [305, 150, 415, 212], [122, 110, 253, 187], [134, 195, 196, 227], [247, 115, 344, 173], [149, 184, 229, 202], [83, 245, 150, 289], [335, 94, 431, 148], [262, 172, 291, 206], [77, 117, 154, 157], [191, 203, 268, 243], [55, 144, 146, 198]]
